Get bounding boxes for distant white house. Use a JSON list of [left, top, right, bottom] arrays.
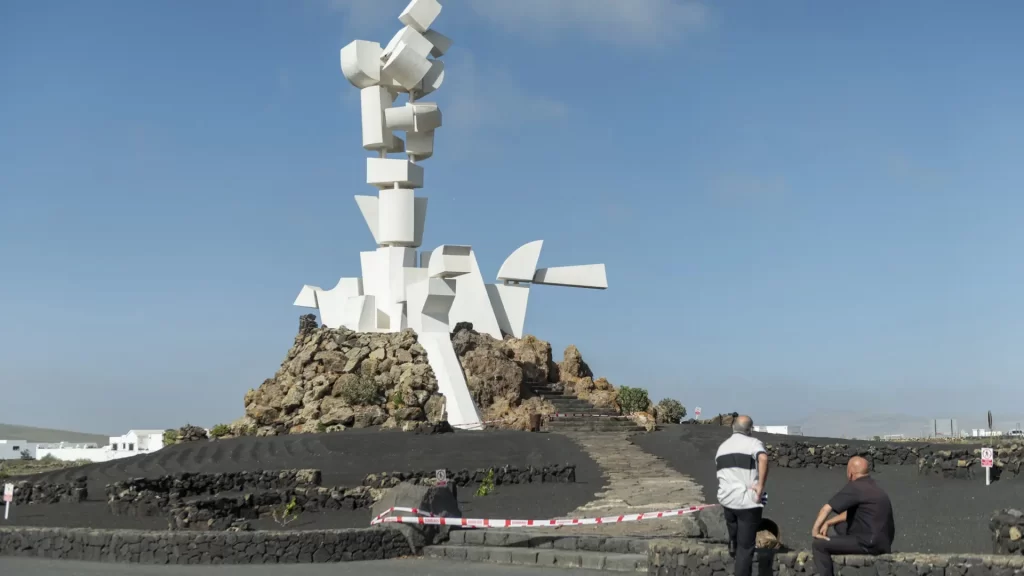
[[0, 439, 39, 460], [753, 425, 803, 436], [1, 430, 166, 463], [966, 429, 1004, 438]]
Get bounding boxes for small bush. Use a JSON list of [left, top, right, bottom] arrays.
[[19, 449, 34, 460], [337, 377, 382, 406], [163, 429, 178, 446], [617, 386, 651, 414], [316, 421, 328, 433], [475, 469, 496, 497], [209, 424, 231, 438], [655, 398, 687, 424], [272, 497, 301, 527]]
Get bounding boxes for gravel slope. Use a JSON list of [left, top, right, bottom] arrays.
[[9, 430, 602, 530]]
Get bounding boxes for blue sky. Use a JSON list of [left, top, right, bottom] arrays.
[[2, 0, 1023, 435]]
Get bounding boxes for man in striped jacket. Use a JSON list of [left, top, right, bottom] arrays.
[[715, 415, 769, 576]]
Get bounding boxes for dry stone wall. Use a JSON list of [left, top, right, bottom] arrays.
[[918, 446, 1024, 481], [11, 477, 88, 505], [362, 464, 577, 489], [0, 526, 413, 564], [648, 540, 1024, 576], [992, 509, 1024, 554], [765, 443, 923, 470]]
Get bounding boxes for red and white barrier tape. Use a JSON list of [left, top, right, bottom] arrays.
[[370, 503, 717, 528], [547, 413, 625, 418]]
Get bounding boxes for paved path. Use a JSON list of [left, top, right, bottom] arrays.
[[551, 432, 707, 537], [0, 558, 609, 576]]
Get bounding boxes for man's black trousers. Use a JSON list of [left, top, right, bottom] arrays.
[[812, 536, 868, 576], [723, 506, 763, 576]]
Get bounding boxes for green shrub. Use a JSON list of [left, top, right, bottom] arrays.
[[209, 424, 231, 438], [655, 398, 687, 424], [337, 377, 382, 406], [475, 469, 496, 497], [163, 429, 178, 446], [616, 386, 651, 414]]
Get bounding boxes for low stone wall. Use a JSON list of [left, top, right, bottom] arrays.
[[0, 526, 413, 564], [648, 540, 1024, 576], [11, 477, 88, 505], [919, 447, 1024, 480], [362, 464, 577, 489], [107, 469, 325, 517], [992, 509, 1024, 554], [106, 469, 322, 501], [166, 486, 380, 531], [765, 443, 923, 470]]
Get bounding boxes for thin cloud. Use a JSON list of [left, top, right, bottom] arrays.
[[464, 0, 709, 45], [441, 51, 569, 139]]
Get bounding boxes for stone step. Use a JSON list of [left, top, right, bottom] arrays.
[[544, 423, 645, 433], [425, 544, 648, 572], [548, 415, 632, 422], [536, 394, 580, 401], [446, 528, 652, 554]]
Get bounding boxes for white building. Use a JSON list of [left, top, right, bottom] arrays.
[[753, 425, 803, 436], [108, 430, 164, 456], [0, 439, 39, 460], [1, 430, 166, 463]]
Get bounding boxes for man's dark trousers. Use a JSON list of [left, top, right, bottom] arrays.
[[723, 506, 763, 576], [812, 536, 867, 576]]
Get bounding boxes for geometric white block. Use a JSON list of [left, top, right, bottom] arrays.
[[421, 277, 457, 324], [496, 240, 543, 283], [341, 295, 378, 332], [532, 264, 608, 289], [418, 332, 483, 430], [379, 188, 416, 245], [382, 42, 433, 91], [293, 285, 320, 308], [406, 130, 434, 160], [384, 102, 442, 133], [354, 195, 380, 244], [360, 250, 381, 298], [486, 282, 531, 338], [447, 248, 504, 339], [360, 86, 396, 150], [423, 29, 452, 57], [340, 40, 383, 89], [316, 278, 365, 328], [415, 59, 445, 98], [382, 26, 435, 64], [413, 197, 428, 248], [398, 0, 442, 33], [427, 245, 472, 278], [366, 158, 424, 189]]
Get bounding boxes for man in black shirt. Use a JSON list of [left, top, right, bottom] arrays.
[[810, 456, 895, 576]]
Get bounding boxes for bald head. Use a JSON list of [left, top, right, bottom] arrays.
[[732, 415, 753, 435], [847, 456, 870, 479]]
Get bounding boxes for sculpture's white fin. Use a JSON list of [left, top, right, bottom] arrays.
[[497, 240, 543, 283], [532, 265, 608, 289]]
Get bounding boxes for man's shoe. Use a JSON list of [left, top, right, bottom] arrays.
[[728, 540, 736, 558]]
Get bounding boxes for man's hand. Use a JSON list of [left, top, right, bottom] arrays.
[[751, 483, 764, 504], [817, 523, 830, 539]]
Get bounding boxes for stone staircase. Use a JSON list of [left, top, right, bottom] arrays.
[[425, 529, 649, 572], [528, 382, 643, 433]]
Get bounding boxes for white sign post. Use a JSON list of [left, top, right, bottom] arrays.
[[695, 407, 702, 419], [3, 483, 13, 520], [435, 469, 447, 487], [981, 447, 994, 486]]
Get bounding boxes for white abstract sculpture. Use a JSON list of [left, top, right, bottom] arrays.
[[295, 0, 608, 430]]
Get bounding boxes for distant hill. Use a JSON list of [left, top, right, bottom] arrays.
[[0, 423, 111, 445]]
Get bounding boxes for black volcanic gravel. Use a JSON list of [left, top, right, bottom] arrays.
[[8, 430, 602, 531], [632, 424, 1020, 554]]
